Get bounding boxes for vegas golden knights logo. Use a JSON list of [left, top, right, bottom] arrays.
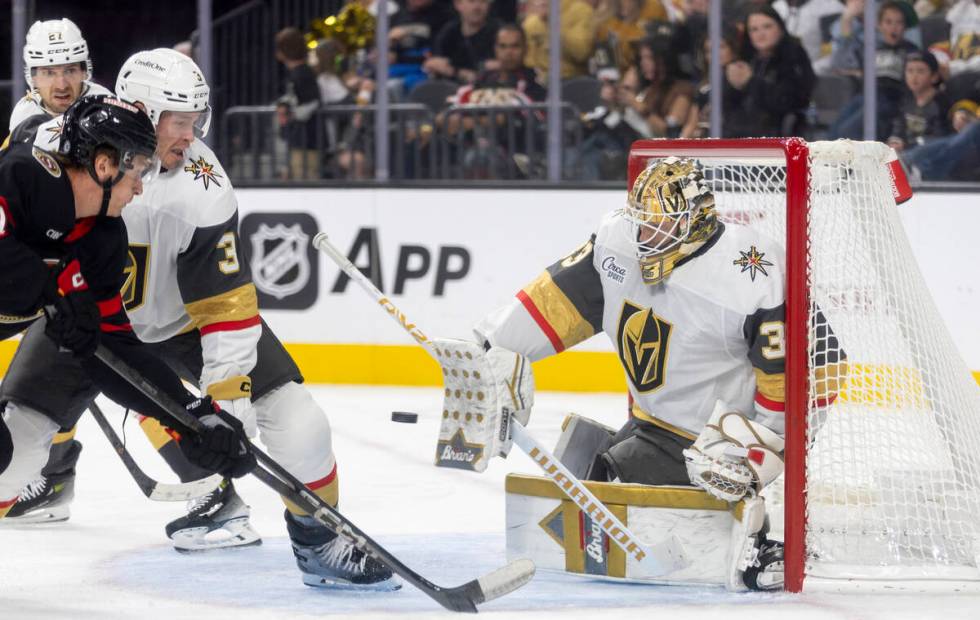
[[616, 301, 672, 393], [121, 244, 150, 311]]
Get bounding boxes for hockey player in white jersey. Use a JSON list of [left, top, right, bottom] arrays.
[[470, 156, 844, 590], [7, 18, 111, 134], [0, 17, 110, 523], [113, 48, 396, 588]]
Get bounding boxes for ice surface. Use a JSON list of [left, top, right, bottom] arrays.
[[1, 386, 979, 619]]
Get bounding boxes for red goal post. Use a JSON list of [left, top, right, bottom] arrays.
[[626, 138, 980, 593]]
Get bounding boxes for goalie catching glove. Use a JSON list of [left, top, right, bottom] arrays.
[[433, 339, 534, 472], [682, 400, 784, 502]]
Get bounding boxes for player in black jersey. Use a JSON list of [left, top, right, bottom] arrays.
[[0, 95, 255, 519]]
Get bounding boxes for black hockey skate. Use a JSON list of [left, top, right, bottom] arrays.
[[743, 536, 784, 591], [4, 439, 82, 524], [285, 510, 400, 591], [165, 479, 261, 552]]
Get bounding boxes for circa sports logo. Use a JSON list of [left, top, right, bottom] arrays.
[[241, 213, 319, 310], [601, 255, 627, 283]]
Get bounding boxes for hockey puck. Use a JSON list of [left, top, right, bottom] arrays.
[[391, 411, 419, 424]]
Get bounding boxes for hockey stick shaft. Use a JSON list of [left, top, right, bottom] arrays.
[[314, 233, 687, 576], [93, 343, 532, 612], [87, 401, 222, 502]]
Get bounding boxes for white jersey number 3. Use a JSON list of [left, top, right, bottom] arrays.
[[217, 232, 240, 274], [759, 321, 786, 360]]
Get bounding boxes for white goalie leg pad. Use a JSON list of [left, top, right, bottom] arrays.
[[253, 382, 336, 483], [433, 339, 534, 472], [683, 401, 784, 502], [0, 402, 59, 503], [726, 495, 768, 592]]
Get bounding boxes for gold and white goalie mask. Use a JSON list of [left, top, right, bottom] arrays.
[[622, 156, 718, 285]]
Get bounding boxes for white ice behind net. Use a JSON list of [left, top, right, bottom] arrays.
[[696, 141, 980, 585]]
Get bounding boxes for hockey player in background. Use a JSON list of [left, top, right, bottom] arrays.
[[0, 96, 256, 522], [7, 18, 111, 135], [471, 156, 845, 590], [0, 17, 112, 522]]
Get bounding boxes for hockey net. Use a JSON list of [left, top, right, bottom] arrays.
[[627, 139, 980, 592]]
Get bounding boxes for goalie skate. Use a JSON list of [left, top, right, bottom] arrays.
[[165, 479, 261, 552], [286, 511, 400, 591]]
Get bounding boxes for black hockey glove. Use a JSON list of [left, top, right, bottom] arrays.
[[43, 259, 101, 358], [179, 397, 256, 479]]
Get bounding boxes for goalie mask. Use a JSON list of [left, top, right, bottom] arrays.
[[622, 157, 718, 285]]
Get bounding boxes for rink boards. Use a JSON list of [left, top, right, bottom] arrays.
[[0, 187, 977, 391]]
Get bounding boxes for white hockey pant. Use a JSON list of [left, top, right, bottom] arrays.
[[0, 402, 58, 506], [254, 382, 335, 486]]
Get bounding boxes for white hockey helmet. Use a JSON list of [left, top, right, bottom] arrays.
[[23, 18, 92, 86], [115, 48, 212, 138]]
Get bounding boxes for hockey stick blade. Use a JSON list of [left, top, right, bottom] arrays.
[[88, 401, 222, 502], [94, 344, 533, 612]]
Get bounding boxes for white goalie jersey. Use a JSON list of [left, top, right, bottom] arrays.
[[120, 139, 261, 399], [475, 210, 843, 438], [7, 81, 111, 132]]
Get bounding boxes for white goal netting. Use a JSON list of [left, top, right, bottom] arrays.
[[669, 140, 980, 588]]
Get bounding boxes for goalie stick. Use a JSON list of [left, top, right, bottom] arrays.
[[93, 344, 534, 613], [88, 401, 223, 502], [313, 232, 689, 577]]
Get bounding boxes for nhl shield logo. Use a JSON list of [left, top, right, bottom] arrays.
[[250, 223, 311, 299]]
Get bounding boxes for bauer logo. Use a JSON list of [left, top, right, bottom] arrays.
[[241, 212, 318, 310]]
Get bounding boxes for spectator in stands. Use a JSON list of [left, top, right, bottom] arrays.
[[573, 66, 652, 180], [596, 0, 664, 73], [772, 0, 845, 75], [721, 6, 815, 137], [523, 0, 596, 81], [452, 23, 547, 178], [888, 51, 950, 151], [275, 27, 323, 180], [945, 0, 980, 77], [685, 28, 740, 137], [902, 97, 980, 180], [830, 0, 919, 139], [424, 0, 500, 84], [634, 38, 696, 137], [390, 0, 456, 91]]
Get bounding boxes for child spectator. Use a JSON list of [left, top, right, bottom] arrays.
[[424, 0, 500, 84], [830, 0, 920, 139], [902, 98, 980, 180], [888, 51, 950, 151], [523, 0, 596, 81], [723, 6, 816, 137], [634, 38, 696, 137]]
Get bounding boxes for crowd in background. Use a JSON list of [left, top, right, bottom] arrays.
[[266, 0, 980, 182]]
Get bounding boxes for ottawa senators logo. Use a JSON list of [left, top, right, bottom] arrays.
[[616, 300, 672, 393]]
